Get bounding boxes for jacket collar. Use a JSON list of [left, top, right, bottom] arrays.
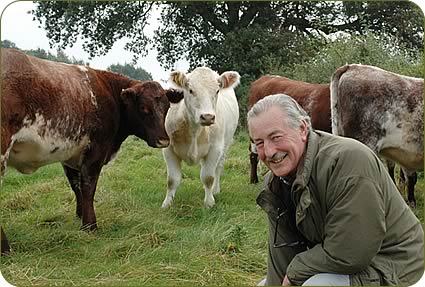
[[257, 131, 321, 214], [293, 131, 320, 191]]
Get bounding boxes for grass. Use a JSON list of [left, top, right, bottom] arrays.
[[0, 133, 423, 286]]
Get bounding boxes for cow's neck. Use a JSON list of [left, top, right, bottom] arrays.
[[100, 70, 139, 150]]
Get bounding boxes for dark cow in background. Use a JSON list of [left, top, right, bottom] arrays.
[[331, 64, 423, 207], [1, 48, 183, 253], [247, 75, 331, 183]]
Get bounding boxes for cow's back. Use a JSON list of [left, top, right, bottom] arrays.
[[248, 75, 331, 132], [331, 64, 424, 170], [1, 49, 102, 172], [2, 48, 98, 133]]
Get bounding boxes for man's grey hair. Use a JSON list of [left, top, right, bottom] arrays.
[[247, 94, 312, 132]]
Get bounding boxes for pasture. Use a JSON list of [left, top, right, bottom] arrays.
[[1, 133, 423, 286]]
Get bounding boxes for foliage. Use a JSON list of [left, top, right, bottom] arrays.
[[32, 1, 154, 61], [279, 32, 424, 84], [1, 40, 17, 48], [26, 47, 87, 65], [107, 63, 152, 81], [32, 1, 424, 77], [1, 134, 422, 286], [1, 39, 87, 65]]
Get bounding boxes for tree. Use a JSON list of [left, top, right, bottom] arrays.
[[32, 1, 423, 78], [107, 63, 152, 81], [1, 40, 17, 48], [1, 39, 87, 65]]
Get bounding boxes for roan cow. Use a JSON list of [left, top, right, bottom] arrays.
[[1, 48, 184, 253], [161, 67, 240, 208], [247, 75, 331, 184], [331, 64, 423, 207]]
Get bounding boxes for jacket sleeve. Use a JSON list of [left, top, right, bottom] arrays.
[[286, 176, 386, 286]]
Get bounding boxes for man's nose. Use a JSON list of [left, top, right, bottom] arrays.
[[264, 141, 276, 158]]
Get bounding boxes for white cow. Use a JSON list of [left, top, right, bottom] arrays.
[[162, 67, 240, 208]]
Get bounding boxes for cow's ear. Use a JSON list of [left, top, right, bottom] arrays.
[[166, 89, 184, 104], [218, 71, 240, 89], [121, 88, 135, 101], [170, 71, 188, 89]]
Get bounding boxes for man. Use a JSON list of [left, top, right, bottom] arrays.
[[247, 94, 424, 286]]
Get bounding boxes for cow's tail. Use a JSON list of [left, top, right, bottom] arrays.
[[330, 65, 350, 136]]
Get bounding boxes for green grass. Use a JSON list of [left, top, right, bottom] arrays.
[[1, 134, 423, 286]]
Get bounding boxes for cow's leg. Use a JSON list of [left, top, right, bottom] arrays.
[[250, 143, 259, 184], [386, 159, 396, 184], [79, 163, 102, 230], [212, 150, 226, 195], [403, 169, 417, 208], [162, 148, 182, 208], [1, 133, 14, 178], [1, 227, 10, 256], [201, 147, 222, 208], [62, 165, 83, 218]]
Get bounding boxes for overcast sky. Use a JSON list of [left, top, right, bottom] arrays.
[[0, 0, 190, 85]]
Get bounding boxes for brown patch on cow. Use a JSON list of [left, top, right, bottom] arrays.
[[248, 75, 331, 132], [204, 176, 214, 189]]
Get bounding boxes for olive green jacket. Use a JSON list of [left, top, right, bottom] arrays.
[[257, 131, 424, 286]]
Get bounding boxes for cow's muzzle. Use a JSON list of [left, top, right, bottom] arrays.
[[200, 114, 215, 126], [155, 139, 170, 148]]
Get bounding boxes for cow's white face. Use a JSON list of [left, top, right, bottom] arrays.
[[170, 67, 240, 126]]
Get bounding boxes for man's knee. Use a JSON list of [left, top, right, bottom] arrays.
[[302, 273, 350, 286]]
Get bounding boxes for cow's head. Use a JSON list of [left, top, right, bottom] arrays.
[[121, 81, 183, 147], [170, 67, 240, 126]]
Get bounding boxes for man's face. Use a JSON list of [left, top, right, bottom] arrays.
[[248, 106, 308, 177]]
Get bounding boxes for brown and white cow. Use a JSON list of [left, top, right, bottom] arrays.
[[331, 64, 423, 207], [1, 48, 184, 234], [161, 67, 240, 208], [247, 75, 331, 183]]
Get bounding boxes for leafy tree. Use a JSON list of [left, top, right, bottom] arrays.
[[32, 1, 423, 78], [1, 40, 17, 48], [1, 39, 87, 65], [279, 32, 424, 84], [107, 63, 152, 81]]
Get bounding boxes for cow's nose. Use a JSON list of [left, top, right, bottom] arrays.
[[200, 114, 215, 125], [156, 139, 170, 148]]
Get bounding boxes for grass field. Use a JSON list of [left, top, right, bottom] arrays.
[[1, 133, 423, 286]]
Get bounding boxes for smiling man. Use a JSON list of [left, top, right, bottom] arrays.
[[247, 94, 424, 286]]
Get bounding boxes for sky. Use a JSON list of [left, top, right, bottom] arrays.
[[0, 0, 189, 86]]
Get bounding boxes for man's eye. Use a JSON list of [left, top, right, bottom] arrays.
[[272, 136, 281, 141], [255, 142, 264, 148]]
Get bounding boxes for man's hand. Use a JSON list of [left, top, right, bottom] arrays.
[[282, 275, 292, 286]]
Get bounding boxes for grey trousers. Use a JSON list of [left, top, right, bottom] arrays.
[[257, 273, 350, 286]]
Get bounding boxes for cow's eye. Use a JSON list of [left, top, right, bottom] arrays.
[[189, 89, 193, 94], [216, 90, 219, 95]]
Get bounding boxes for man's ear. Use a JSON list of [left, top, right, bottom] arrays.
[[170, 71, 188, 89], [300, 120, 308, 142], [166, 89, 184, 103]]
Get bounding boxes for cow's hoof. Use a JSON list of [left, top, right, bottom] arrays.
[[81, 223, 97, 231], [161, 199, 172, 209], [204, 198, 215, 208]]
